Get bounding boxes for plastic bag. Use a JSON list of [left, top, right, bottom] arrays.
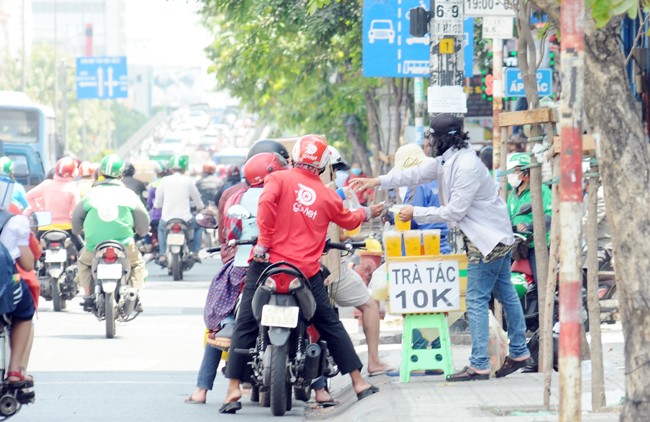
[[368, 263, 389, 302], [487, 310, 509, 376]]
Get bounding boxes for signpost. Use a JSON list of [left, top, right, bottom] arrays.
[[504, 68, 553, 97], [464, 0, 515, 17], [76, 56, 128, 100]]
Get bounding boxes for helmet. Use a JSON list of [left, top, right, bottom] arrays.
[[327, 146, 350, 171], [79, 161, 98, 177], [123, 162, 136, 177], [429, 114, 463, 137], [0, 156, 14, 176], [202, 161, 217, 175], [243, 152, 288, 186], [247, 139, 290, 161], [100, 154, 126, 178], [226, 164, 240, 178], [292, 134, 330, 170], [169, 155, 189, 171], [55, 157, 78, 178], [506, 153, 531, 171], [154, 160, 167, 176]]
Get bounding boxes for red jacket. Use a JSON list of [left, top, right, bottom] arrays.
[[257, 168, 366, 278]]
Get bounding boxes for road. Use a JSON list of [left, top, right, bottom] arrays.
[[16, 256, 307, 422]]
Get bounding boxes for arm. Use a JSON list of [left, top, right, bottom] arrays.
[[256, 177, 282, 248], [379, 158, 440, 190], [331, 202, 367, 230], [153, 179, 164, 209], [190, 181, 205, 210], [17, 245, 34, 271], [411, 167, 481, 224], [71, 201, 87, 235], [132, 200, 151, 237]]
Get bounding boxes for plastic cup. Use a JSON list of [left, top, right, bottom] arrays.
[[394, 212, 411, 231], [422, 229, 441, 255], [384, 231, 403, 258], [403, 230, 422, 256], [344, 225, 361, 238]]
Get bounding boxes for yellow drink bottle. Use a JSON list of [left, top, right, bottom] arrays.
[[422, 229, 441, 255], [403, 230, 422, 256], [384, 231, 403, 257]]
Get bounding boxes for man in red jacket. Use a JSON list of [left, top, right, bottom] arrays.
[[219, 135, 384, 413]]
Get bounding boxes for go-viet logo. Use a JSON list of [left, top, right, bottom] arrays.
[[305, 144, 318, 155], [293, 183, 319, 220]]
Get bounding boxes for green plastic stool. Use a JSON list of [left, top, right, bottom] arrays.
[[400, 313, 454, 383]]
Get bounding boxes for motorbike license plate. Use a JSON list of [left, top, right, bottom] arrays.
[[96, 264, 122, 280], [45, 249, 67, 263], [261, 305, 299, 328], [167, 233, 185, 246]]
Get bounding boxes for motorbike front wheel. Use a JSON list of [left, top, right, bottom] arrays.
[[105, 292, 116, 339], [51, 278, 62, 312], [171, 253, 182, 281], [270, 344, 288, 416]]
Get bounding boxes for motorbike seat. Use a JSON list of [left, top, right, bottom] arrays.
[[94, 241, 127, 253], [41, 230, 69, 243], [511, 259, 533, 276]]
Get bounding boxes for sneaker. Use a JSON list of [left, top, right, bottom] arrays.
[[80, 296, 94, 312]]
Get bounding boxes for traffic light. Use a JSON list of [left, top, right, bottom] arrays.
[[481, 73, 494, 102], [549, 51, 555, 67]]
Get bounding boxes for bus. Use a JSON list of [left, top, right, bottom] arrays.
[[0, 91, 57, 186]]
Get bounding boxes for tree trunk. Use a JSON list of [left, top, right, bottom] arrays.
[[345, 114, 372, 175], [365, 87, 383, 175], [582, 19, 650, 421]]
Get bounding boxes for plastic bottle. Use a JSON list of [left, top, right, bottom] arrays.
[[336, 187, 362, 237]]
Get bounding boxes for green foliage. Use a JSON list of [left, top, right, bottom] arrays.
[[111, 103, 147, 147], [587, 0, 650, 27], [198, 0, 379, 145]]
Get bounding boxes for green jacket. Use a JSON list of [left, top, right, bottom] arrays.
[[507, 183, 553, 247], [72, 179, 150, 251]]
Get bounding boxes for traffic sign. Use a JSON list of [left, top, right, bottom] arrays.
[[504, 68, 553, 97], [363, 0, 474, 78], [482, 16, 514, 39], [76, 56, 128, 100], [464, 0, 515, 17]]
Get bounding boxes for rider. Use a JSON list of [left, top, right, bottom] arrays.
[[154, 155, 204, 265], [72, 154, 150, 311], [195, 161, 224, 207], [0, 156, 29, 210], [25, 157, 84, 251], [122, 162, 147, 203], [506, 152, 552, 284], [146, 161, 167, 254], [218, 134, 383, 414]]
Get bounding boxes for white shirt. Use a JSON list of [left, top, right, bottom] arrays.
[[379, 146, 514, 257], [154, 172, 204, 222], [0, 214, 30, 261]]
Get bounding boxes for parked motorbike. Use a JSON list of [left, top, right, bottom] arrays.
[[36, 230, 79, 312], [87, 241, 140, 338], [164, 219, 197, 281]]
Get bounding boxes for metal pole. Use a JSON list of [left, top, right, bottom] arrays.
[[414, 77, 425, 145], [559, 0, 585, 420], [492, 38, 503, 172], [60, 60, 68, 154], [21, 0, 26, 91]]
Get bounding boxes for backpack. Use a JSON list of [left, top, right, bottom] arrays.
[[0, 210, 19, 315]]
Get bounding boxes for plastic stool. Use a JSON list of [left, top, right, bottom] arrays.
[[400, 313, 454, 383]]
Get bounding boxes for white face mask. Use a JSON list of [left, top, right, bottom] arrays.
[[507, 173, 522, 188]]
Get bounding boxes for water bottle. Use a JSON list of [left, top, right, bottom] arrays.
[[336, 187, 362, 237]]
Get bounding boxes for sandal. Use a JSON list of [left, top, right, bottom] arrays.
[[446, 366, 489, 382], [356, 385, 379, 401], [495, 356, 532, 378], [7, 371, 31, 387], [218, 401, 242, 414]]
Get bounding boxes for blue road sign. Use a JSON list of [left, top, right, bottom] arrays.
[[363, 1, 473, 78], [76, 56, 128, 100], [504, 68, 553, 97]]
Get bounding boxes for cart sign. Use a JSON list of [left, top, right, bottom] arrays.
[[504, 68, 553, 97], [388, 255, 467, 314]]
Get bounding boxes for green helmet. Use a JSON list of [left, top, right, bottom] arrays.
[[169, 155, 188, 171], [0, 156, 14, 176], [506, 153, 531, 171], [100, 154, 126, 178], [511, 272, 528, 299]]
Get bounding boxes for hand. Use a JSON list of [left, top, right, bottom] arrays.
[[399, 205, 414, 221], [348, 177, 380, 192], [369, 202, 385, 219], [252, 244, 270, 263], [516, 223, 528, 233]]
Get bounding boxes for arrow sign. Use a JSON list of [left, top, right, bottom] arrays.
[[76, 56, 128, 100]]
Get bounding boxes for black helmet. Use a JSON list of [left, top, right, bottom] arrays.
[[123, 162, 136, 177], [429, 114, 463, 138], [246, 139, 289, 161]]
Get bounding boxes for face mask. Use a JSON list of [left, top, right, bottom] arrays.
[[351, 168, 362, 176], [507, 173, 522, 188]]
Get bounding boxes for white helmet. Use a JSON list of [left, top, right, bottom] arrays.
[[327, 146, 350, 171]]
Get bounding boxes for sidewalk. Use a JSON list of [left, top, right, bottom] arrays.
[[305, 313, 624, 421]]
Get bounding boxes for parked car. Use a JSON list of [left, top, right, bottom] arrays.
[[0, 142, 46, 189]]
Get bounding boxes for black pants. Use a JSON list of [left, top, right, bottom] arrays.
[[225, 261, 363, 380]]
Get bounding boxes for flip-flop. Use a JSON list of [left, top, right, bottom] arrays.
[[218, 401, 242, 414], [368, 367, 396, 377], [316, 399, 340, 408], [445, 366, 489, 382], [356, 385, 379, 401], [184, 396, 206, 404]]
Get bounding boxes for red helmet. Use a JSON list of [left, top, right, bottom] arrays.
[[291, 134, 330, 170], [243, 152, 287, 186], [79, 161, 98, 177], [202, 161, 217, 175], [55, 157, 79, 178]]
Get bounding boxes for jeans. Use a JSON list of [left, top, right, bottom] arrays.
[[196, 345, 223, 390], [157, 218, 202, 255], [466, 251, 528, 370], [191, 218, 202, 253]]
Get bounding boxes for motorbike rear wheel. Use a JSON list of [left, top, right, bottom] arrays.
[[51, 278, 62, 312], [105, 292, 116, 339], [270, 344, 288, 416], [172, 254, 182, 281]]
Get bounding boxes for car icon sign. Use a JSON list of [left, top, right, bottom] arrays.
[[368, 20, 395, 44]]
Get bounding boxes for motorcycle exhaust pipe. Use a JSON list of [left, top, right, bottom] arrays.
[[120, 287, 138, 316], [303, 342, 322, 381]]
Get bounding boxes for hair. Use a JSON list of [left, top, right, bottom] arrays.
[[430, 131, 470, 157], [479, 146, 493, 170], [123, 163, 136, 177]]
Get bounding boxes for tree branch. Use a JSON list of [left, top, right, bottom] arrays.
[[625, 13, 650, 66]]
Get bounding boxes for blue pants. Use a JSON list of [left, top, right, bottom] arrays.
[[196, 345, 223, 390], [158, 218, 202, 254], [466, 251, 528, 370]]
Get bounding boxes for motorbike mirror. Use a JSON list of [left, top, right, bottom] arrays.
[[516, 203, 532, 215], [226, 205, 253, 220], [196, 211, 218, 229], [30, 211, 52, 228]]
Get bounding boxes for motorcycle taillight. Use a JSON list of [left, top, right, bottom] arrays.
[[172, 223, 182, 233], [50, 242, 61, 248], [270, 273, 294, 294], [103, 247, 118, 264]]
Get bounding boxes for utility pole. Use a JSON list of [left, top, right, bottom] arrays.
[[559, 0, 585, 420], [414, 77, 426, 145], [60, 60, 68, 154]]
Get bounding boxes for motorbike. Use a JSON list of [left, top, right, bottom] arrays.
[[87, 241, 141, 338], [36, 230, 79, 312], [164, 219, 197, 281], [0, 318, 34, 419]]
